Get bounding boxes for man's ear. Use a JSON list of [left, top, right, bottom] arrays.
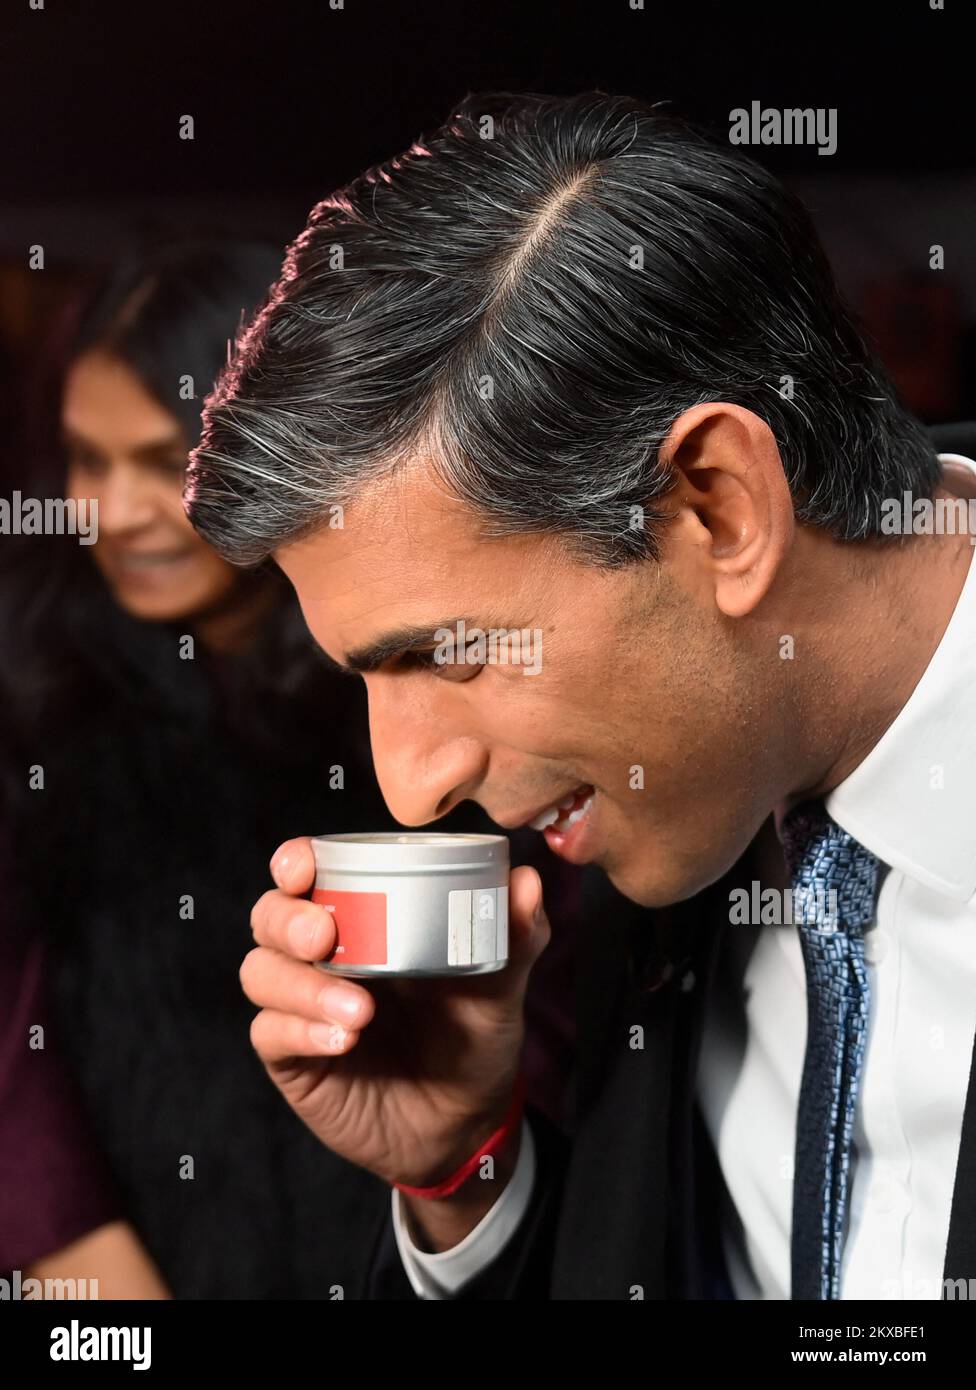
[[659, 402, 795, 618]]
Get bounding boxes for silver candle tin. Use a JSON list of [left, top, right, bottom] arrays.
[[311, 832, 510, 978]]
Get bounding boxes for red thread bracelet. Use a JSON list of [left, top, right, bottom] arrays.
[[393, 1074, 527, 1200]]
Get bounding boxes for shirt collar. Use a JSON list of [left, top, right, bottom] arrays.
[[825, 455, 976, 903]]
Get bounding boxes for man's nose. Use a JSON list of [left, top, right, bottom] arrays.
[[365, 676, 488, 825]]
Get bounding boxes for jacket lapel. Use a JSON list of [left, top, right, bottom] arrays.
[[942, 1035, 976, 1292], [551, 865, 737, 1298]]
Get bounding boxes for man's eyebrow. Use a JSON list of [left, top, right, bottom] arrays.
[[340, 619, 528, 678], [342, 623, 471, 674]]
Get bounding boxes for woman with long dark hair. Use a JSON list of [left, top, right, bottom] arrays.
[[0, 239, 577, 1298], [0, 241, 407, 1297]]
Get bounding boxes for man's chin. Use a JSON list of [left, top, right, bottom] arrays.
[[604, 854, 727, 911]]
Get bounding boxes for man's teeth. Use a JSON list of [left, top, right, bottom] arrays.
[[528, 790, 594, 832], [562, 800, 591, 829]]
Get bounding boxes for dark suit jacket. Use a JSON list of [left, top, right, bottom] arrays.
[[363, 422, 976, 1300]]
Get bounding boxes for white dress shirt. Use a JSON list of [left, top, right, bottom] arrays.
[[396, 452, 976, 1299]]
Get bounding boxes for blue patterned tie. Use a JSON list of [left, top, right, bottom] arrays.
[[779, 800, 880, 1300]]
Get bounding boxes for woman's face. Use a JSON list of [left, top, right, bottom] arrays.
[[63, 351, 237, 621]]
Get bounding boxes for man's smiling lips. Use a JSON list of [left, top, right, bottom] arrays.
[[494, 783, 596, 834]]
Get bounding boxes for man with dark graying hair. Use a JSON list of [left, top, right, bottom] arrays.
[[186, 91, 976, 1301]]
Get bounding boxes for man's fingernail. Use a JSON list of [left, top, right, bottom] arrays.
[[318, 988, 360, 1022], [270, 850, 289, 878]]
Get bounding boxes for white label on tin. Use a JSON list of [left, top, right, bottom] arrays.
[[449, 887, 507, 965], [448, 890, 473, 965], [472, 889, 497, 964]]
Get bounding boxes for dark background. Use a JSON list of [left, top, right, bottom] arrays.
[[2, 0, 975, 462]]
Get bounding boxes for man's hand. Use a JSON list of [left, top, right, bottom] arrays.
[[240, 839, 551, 1248]]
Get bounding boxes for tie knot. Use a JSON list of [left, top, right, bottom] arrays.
[[779, 799, 880, 932]]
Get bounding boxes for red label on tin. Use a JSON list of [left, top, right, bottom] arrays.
[[312, 888, 388, 966]]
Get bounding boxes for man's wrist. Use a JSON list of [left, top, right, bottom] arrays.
[[394, 1074, 526, 1202], [400, 1117, 523, 1253]]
